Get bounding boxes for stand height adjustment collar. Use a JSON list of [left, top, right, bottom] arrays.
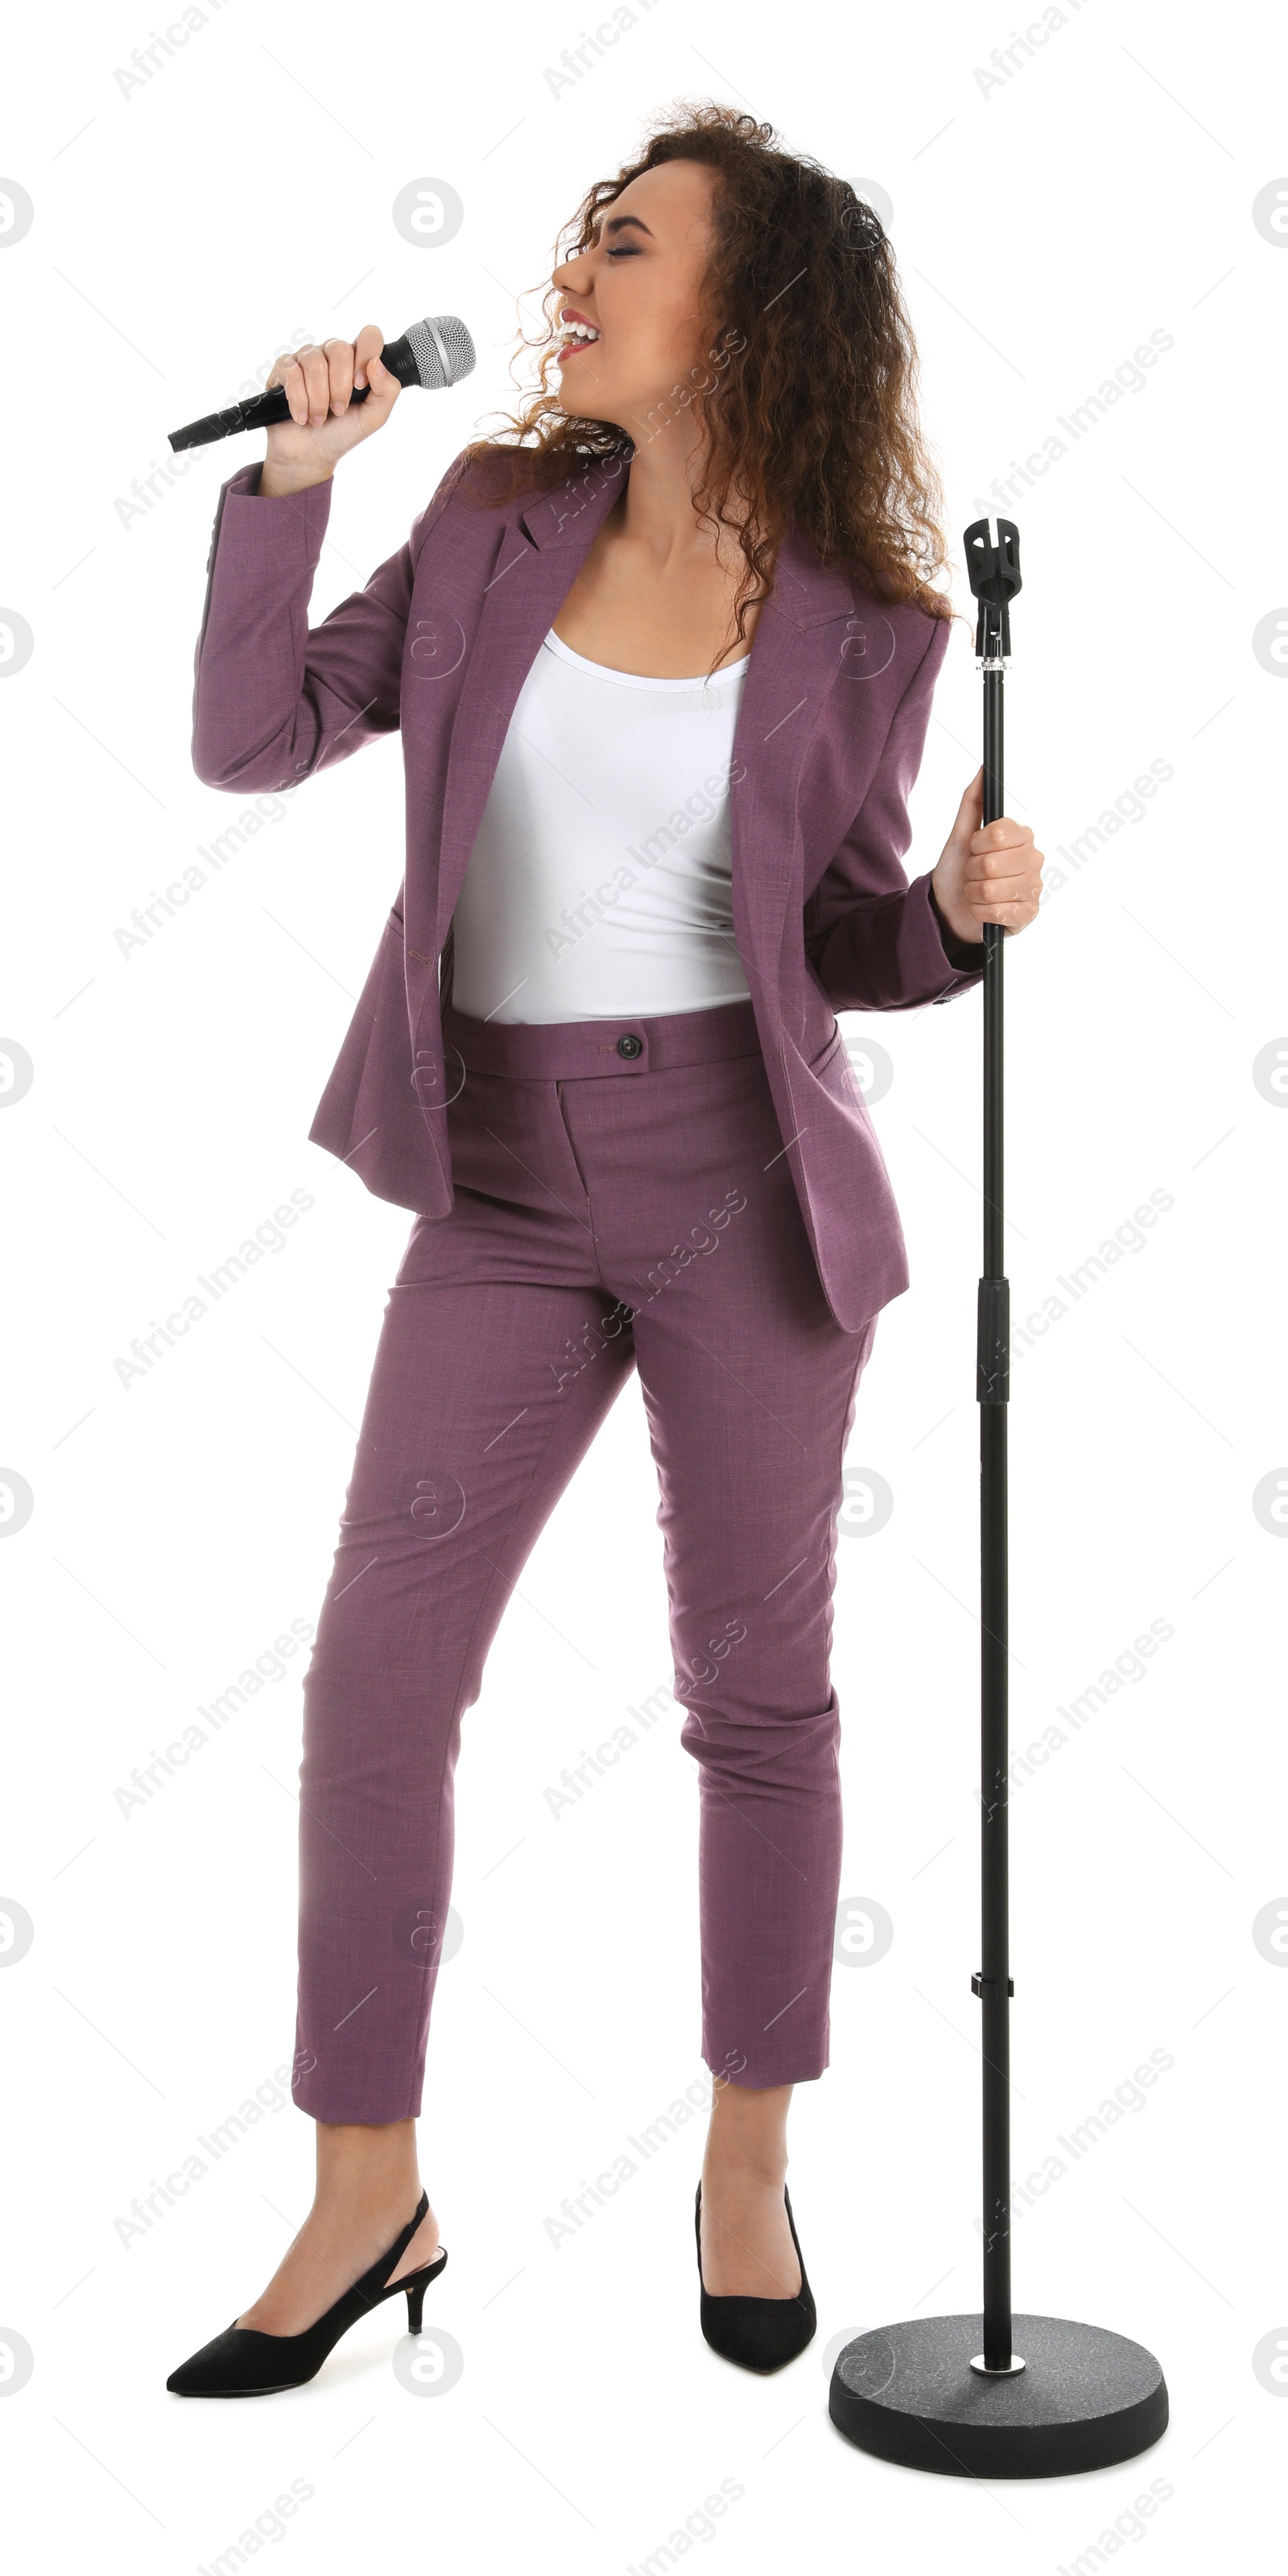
[[976, 1277, 1009, 1404], [972, 1971, 1015, 1997]]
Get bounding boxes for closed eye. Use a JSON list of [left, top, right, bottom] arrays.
[[606, 244, 642, 258]]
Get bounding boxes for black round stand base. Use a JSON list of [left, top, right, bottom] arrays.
[[829, 2313, 1167, 2479]]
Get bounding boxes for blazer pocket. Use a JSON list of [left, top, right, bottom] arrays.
[[807, 1020, 845, 1074]]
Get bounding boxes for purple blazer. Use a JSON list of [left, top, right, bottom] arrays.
[[192, 446, 983, 1332]]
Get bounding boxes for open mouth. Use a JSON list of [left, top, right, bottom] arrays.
[[556, 324, 601, 363]]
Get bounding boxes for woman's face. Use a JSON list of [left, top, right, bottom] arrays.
[[550, 158, 720, 440]]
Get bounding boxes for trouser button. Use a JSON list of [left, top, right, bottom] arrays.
[[616, 1033, 643, 1059]]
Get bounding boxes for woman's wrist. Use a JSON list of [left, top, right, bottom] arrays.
[[258, 458, 335, 499], [927, 870, 984, 965]]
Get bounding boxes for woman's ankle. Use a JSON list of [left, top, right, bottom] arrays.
[[703, 2148, 788, 2187], [305, 2181, 427, 2251], [704, 2077, 792, 2182], [312, 2117, 422, 2217]]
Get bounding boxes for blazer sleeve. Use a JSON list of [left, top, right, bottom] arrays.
[[803, 609, 986, 1010], [190, 452, 464, 793]]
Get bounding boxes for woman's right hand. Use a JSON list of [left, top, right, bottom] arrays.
[[259, 324, 402, 495]]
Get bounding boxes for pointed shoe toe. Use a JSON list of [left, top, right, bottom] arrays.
[[695, 2180, 817, 2375], [166, 2323, 314, 2399]]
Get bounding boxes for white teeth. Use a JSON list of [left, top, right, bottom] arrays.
[[560, 322, 600, 342]]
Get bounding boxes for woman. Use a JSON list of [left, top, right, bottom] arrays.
[[167, 104, 1042, 2398]]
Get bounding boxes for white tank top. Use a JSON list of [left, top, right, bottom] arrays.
[[448, 628, 753, 1023]]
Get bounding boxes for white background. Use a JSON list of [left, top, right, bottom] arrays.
[[1, 1, 1284, 2568]]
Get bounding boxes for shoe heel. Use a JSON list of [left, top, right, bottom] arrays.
[[406, 2280, 428, 2335]]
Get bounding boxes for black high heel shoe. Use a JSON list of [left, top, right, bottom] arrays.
[[695, 2178, 816, 2373], [166, 2189, 446, 2397]]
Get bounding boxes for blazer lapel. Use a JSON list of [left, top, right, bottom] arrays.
[[431, 452, 630, 951], [727, 529, 857, 1029]]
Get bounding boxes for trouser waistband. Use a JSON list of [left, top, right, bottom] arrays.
[[441, 994, 764, 1080]]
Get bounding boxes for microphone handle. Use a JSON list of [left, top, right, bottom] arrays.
[[170, 380, 373, 453], [168, 333, 428, 453]]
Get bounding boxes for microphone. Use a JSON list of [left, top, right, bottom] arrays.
[[167, 316, 476, 452]]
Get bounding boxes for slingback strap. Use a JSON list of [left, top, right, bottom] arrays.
[[353, 2188, 431, 2314]]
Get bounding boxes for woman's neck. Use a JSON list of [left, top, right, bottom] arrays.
[[613, 406, 749, 580]]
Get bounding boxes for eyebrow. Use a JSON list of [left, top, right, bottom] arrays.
[[592, 212, 654, 242]]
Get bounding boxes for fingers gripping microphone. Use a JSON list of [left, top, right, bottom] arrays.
[[167, 316, 476, 452]]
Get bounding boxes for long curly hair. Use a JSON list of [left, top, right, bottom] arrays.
[[455, 101, 956, 654]]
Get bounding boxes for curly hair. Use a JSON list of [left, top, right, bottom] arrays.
[[455, 100, 956, 654]]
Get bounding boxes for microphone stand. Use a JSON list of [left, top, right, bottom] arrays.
[[827, 518, 1170, 2477]]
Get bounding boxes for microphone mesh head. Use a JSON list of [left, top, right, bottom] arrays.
[[406, 316, 477, 390]]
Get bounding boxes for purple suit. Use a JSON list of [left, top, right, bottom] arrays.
[[190, 448, 984, 2120], [193, 448, 981, 1333]]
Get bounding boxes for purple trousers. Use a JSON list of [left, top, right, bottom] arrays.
[[292, 996, 877, 2123]]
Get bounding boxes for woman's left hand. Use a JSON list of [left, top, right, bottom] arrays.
[[931, 766, 1044, 946]]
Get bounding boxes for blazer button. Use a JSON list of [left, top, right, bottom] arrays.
[[616, 1034, 643, 1059]]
